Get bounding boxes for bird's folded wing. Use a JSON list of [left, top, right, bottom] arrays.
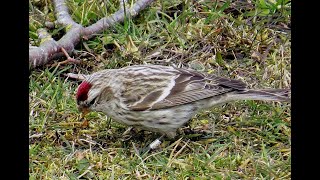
[[122, 67, 246, 111]]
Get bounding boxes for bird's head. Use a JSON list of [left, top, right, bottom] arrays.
[[76, 70, 116, 117], [76, 81, 98, 116], [76, 70, 114, 116]]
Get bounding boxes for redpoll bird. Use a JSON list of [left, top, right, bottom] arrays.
[[76, 65, 290, 138]]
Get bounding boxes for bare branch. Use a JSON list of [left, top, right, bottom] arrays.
[[54, 0, 78, 26], [37, 28, 53, 41], [83, 0, 154, 38], [29, 28, 60, 68], [44, 21, 55, 29], [29, 0, 84, 68], [29, 0, 155, 69]]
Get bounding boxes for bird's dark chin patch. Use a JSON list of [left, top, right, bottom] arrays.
[[77, 81, 92, 102]]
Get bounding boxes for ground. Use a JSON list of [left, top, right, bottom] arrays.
[[29, 0, 291, 179]]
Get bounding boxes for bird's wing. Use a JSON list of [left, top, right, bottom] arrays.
[[118, 66, 247, 111]]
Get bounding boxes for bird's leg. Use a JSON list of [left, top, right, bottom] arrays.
[[149, 134, 165, 150], [143, 130, 176, 151], [121, 127, 134, 141], [180, 124, 215, 140], [138, 134, 166, 154], [122, 127, 133, 136]]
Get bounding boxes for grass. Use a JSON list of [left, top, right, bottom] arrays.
[[29, 0, 291, 179]]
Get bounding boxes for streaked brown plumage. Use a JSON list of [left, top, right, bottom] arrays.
[[76, 65, 290, 138]]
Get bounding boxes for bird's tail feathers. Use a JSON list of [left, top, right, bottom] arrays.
[[229, 89, 290, 102]]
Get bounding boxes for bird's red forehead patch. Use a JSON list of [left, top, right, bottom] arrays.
[[76, 81, 92, 101]]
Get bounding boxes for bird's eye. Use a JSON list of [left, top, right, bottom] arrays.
[[88, 97, 97, 106]]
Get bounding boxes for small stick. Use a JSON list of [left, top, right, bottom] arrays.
[[59, 47, 81, 64]]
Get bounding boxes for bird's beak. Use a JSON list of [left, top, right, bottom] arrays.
[[78, 106, 90, 128], [78, 106, 90, 118]]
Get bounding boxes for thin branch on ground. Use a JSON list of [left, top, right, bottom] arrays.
[[64, 73, 87, 81]]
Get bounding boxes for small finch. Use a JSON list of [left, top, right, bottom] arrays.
[[76, 65, 290, 138]]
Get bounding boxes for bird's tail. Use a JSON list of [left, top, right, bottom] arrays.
[[230, 89, 291, 102]]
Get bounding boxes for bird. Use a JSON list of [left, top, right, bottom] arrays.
[[76, 64, 290, 139]]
